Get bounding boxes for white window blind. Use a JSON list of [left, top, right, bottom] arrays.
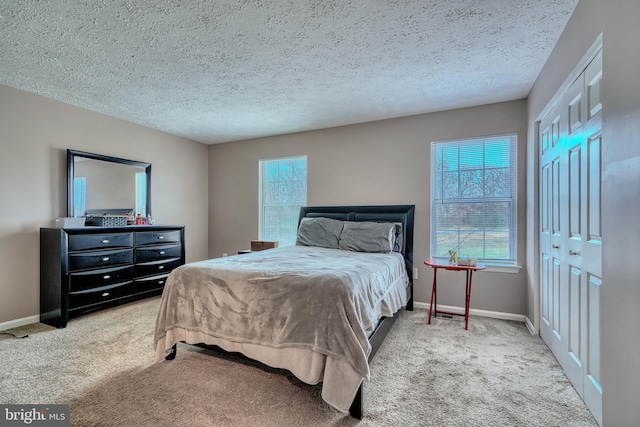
[[431, 134, 517, 263], [135, 172, 147, 217], [73, 177, 86, 217], [259, 156, 307, 247]]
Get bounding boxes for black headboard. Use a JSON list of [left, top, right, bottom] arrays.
[[298, 205, 415, 294]]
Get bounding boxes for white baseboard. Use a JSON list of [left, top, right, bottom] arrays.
[[524, 316, 538, 335], [4, 306, 528, 332], [413, 301, 525, 323], [0, 314, 40, 332]]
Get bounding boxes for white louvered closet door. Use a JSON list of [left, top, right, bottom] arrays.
[[539, 49, 602, 426]]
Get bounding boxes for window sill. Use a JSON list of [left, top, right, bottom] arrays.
[[482, 264, 522, 274]]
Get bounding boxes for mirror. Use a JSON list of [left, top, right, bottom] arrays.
[[67, 149, 151, 219]]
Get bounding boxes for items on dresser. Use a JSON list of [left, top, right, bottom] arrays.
[[40, 225, 185, 328], [54, 217, 86, 228]]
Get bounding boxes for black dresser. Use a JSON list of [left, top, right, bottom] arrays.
[[40, 225, 185, 328]]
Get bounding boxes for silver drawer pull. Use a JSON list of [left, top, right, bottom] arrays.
[[102, 257, 110, 262], [159, 280, 164, 285], [552, 244, 559, 249], [103, 275, 111, 280], [158, 265, 165, 270], [569, 250, 580, 256], [101, 292, 110, 297], [102, 239, 109, 243], [159, 251, 165, 255], [158, 236, 164, 240]]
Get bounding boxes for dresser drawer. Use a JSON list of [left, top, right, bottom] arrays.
[[135, 244, 182, 263], [136, 230, 182, 246], [134, 273, 170, 293], [68, 281, 133, 310], [69, 248, 134, 271], [135, 258, 182, 278], [69, 265, 135, 292], [68, 232, 133, 251]]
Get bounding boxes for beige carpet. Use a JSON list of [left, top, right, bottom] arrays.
[[0, 297, 597, 426]]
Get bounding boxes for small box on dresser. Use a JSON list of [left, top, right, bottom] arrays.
[[40, 225, 185, 328]]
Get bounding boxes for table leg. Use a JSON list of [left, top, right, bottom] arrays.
[[465, 270, 474, 330], [428, 267, 438, 324]]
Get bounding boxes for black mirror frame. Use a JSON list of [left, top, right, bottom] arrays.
[[67, 149, 152, 218]]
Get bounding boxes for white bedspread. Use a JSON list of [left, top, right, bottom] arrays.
[[154, 245, 408, 412]]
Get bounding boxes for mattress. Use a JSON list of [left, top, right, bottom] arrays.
[[154, 245, 409, 411]]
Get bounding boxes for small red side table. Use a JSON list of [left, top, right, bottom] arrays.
[[424, 259, 486, 330]]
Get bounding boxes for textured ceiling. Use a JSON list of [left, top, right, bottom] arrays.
[[0, 1, 578, 144]]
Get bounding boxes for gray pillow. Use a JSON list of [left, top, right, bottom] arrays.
[[338, 221, 395, 253], [295, 217, 344, 249]]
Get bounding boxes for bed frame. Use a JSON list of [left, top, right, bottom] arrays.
[[299, 205, 415, 418], [165, 204, 415, 419]]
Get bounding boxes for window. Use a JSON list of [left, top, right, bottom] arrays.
[[135, 172, 147, 217], [431, 134, 517, 264], [259, 156, 307, 247], [73, 177, 86, 217]]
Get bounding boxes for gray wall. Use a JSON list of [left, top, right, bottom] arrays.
[[526, 0, 640, 424], [0, 84, 210, 325], [209, 99, 528, 315]]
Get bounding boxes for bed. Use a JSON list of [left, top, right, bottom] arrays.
[[154, 205, 414, 419]]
